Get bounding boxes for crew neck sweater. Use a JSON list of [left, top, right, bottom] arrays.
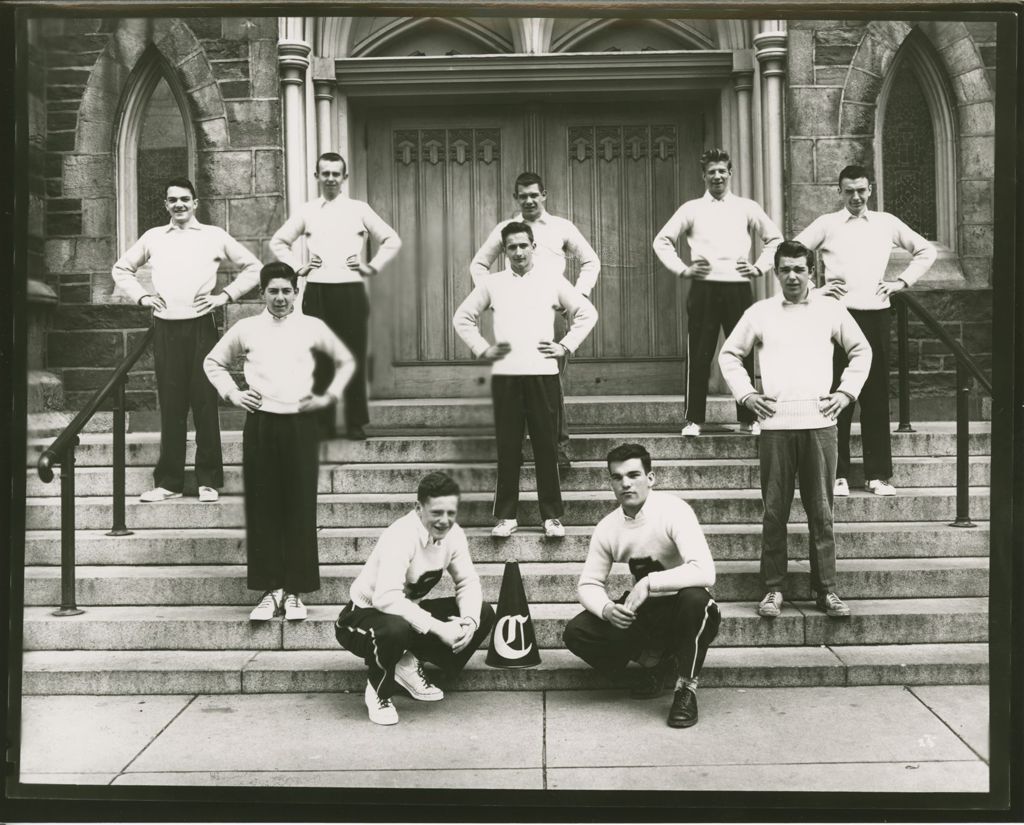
[[203, 309, 353, 414], [653, 191, 782, 282], [111, 219, 261, 320], [269, 195, 402, 285], [469, 212, 601, 295], [453, 266, 598, 375], [578, 490, 716, 618], [718, 291, 872, 430], [348, 510, 483, 635], [794, 208, 936, 310]]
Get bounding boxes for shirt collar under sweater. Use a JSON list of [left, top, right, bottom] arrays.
[[701, 190, 735, 205], [405, 509, 445, 550], [161, 217, 203, 233]]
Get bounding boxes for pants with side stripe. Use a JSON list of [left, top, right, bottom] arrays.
[[335, 598, 496, 700], [562, 587, 720, 679], [685, 280, 757, 426]]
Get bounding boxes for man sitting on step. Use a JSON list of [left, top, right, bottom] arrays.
[[718, 240, 871, 620], [203, 261, 355, 623], [453, 221, 598, 540], [335, 472, 496, 726], [562, 443, 721, 729]]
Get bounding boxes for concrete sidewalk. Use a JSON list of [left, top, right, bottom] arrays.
[[17, 685, 988, 792]]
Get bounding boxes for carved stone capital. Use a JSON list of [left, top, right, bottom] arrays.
[[278, 38, 311, 82], [753, 30, 787, 76]]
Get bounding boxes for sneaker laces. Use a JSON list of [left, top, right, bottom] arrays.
[[376, 693, 393, 710], [763, 591, 780, 606], [825, 593, 842, 608], [258, 591, 277, 610], [547, 519, 562, 528], [415, 662, 436, 688], [285, 593, 299, 608]]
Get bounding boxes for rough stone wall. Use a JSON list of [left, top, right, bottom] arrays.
[[787, 20, 994, 409], [38, 17, 284, 410]]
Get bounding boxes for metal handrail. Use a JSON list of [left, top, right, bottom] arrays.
[[35, 326, 155, 615], [891, 291, 992, 528]]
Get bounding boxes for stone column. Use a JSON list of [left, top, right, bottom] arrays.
[[311, 57, 335, 157], [754, 28, 787, 298], [278, 39, 311, 216], [732, 51, 755, 200]]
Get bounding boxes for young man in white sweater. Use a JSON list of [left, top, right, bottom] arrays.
[[203, 262, 355, 622], [653, 148, 782, 437], [454, 221, 598, 539], [794, 164, 936, 497], [335, 472, 495, 726], [562, 443, 720, 728], [469, 171, 601, 469], [269, 152, 402, 440], [112, 177, 261, 503], [719, 240, 871, 619]]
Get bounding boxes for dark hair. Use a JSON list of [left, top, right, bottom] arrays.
[[417, 471, 461, 503], [606, 443, 652, 474], [837, 164, 871, 187], [316, 152, 348, 177], [513, 171, 544, 194], [165, 177, 197, 199], [501, 220, 534, 245], [774, 239, 814, 271], [700, 148, 732, 172], [260, 261, 298, 290]]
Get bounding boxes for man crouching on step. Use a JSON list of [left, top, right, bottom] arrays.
[[335, 472, 496, 725], [562, 443, 721, 728]]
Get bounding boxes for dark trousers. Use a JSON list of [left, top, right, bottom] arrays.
[[563, 588, 721, 679], [685, 280, 756, 425], [492, 374, 563, 521], [302, 281, 369, 432], [832, 308, 893, 481], [554, 311, 571, 456], [153, 315, 223, 492], [242, 411, 322, 594], [759, 426, 838, 596], [335, 599, 496, 700]]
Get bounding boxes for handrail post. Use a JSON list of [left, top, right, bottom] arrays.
[[950, 361, 975, 528], [53, 437, 84, 616], [106, 378, 133, 537], [895, 298, 914, 433]]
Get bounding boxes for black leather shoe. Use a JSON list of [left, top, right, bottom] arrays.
[[346, 426, 367, 440], [629, 655, 675, 699], [667, 687, 698, 728]]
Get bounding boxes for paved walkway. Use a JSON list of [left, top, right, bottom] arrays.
[[18, 685, 988, 792]]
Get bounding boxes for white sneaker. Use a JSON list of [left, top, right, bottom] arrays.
[[394, 652, 444, 702], [365, 681, 399, 725], [680, 422, 701, 437], [740, 421, 761, 436], [491, 519, 519, 538], [865, 479, 897, 496], [283, 593, 307, 621], [544, 518, 565, 538], [833, 477, 850, 497], [198, 486, 219, 502], [249, 588, 283, 621], [139, 487, 182, 503]]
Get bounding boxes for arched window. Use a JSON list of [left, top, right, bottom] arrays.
[[875, 30, 957, 250], [115, 48, 196, 251]]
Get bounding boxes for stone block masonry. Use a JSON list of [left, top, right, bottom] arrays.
[[39, 17, 285, 410]]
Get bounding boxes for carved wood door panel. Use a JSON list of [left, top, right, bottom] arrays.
[[539, 103, 707, 394], [363, 107, 525, 398], [360, 99, 709, 398]]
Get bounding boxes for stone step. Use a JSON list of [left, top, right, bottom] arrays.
[[23, 558, 990, 607], [22, 598, 989, 651], [91, 396, 750, 437], [23, 522, 990, 566], [23, 488, 991, 530], [20, 643, 989, 695], [23, 455, 992, 497], [26, 424, 993, 469]]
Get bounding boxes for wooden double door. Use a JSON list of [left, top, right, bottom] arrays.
[[358, 99, 712, 398]]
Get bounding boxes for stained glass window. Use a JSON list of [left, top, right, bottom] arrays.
[[882, 68, 937, 241]]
